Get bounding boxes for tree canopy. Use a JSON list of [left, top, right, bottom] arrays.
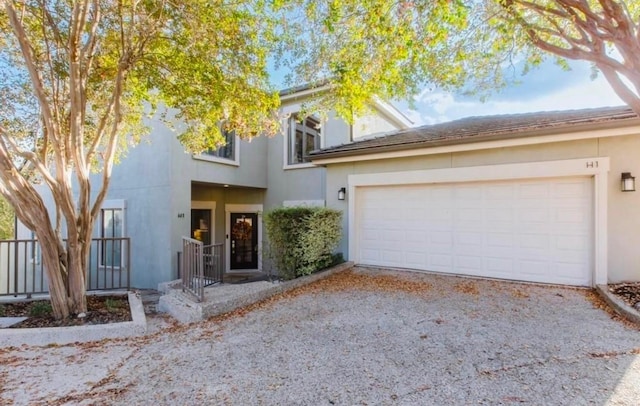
[[275, 0, 514, 119], [485, 0, 640, 115], [279, 0, 639, 118], [0, 0, 283, 318], [1, 0, 638, 319]]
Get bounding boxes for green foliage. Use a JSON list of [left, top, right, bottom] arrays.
[[29, 301, 52, 317], [0, 1, 286, 318], [0, 304, 5, 317], [273, 0, 519, 120], [0, 195, 14, 240], [264, 206, 342, 280], [104, 297, 123, 312]]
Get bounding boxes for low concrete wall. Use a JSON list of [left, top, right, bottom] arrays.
[[159, 261, 354, 323], [0, 292, 147, 348], [596, 285, 640, 326]]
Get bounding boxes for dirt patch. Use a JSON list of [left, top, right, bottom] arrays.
[[0, 295, 131, 328], [609, 282, 640, 311]]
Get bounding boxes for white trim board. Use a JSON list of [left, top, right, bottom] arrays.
[[347, 157, 609, 286], [313, 124, 640, 165]]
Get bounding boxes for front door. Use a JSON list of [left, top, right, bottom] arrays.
[[191, 209, 211, 246], [230, 213, 258, 270]]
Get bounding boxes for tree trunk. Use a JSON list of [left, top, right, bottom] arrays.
[[36, 227, 71, 320], [66, 239, 87, 315]]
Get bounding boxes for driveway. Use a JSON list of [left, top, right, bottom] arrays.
[[1, 267, 639, 405]]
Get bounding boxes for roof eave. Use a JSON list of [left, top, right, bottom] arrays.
[[310, 117, 640, 162]]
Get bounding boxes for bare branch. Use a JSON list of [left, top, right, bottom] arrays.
[[90, 64, 126, 220], [4, 2, 61, 151]]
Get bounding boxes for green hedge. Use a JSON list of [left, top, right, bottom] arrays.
[[264, 206, 342, 280]]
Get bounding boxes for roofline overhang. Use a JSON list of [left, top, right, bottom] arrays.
[[371, 97, 413, 129], [310, 118, 640, 165], [279, 83, 332, 102], [279, 84, 412, 130]]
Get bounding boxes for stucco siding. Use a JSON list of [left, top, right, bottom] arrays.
[[599, 135, 640, 282], [326, 134, 640, 283], [264, 131, 326, 211], [170, 136, 268, 189], [352, 113, 401, 140]]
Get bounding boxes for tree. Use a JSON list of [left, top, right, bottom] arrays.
[[0, 195, 14, 239], [489, 0, 640, 115], [0, 0, 281, 319], [1, 0, 503, 320], [282, 1, 640, 118], [273, 0, 513, 119]]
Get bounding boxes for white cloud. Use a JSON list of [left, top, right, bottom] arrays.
[[403, 69, 624, 127]]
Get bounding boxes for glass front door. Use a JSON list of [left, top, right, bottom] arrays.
[[230, 212, 258, 269]]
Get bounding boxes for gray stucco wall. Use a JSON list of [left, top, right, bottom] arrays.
[[102, 119, 174, 289], [325, 134, 640, 283]]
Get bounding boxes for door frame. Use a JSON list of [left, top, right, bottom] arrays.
[[225, 204, 263, 272], [191, 201, 216, 244]]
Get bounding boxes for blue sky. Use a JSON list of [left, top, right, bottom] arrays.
[[398, 60, 625, 126]]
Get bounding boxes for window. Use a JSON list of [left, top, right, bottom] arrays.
[[288, 113, 321, 165], [100, 207, 124, 268], [203, 128, 236, 161]]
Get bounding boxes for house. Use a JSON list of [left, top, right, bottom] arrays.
[[311, 106, 640, 287], [21, 85, 409, 290], [14, 84, 640, 290]]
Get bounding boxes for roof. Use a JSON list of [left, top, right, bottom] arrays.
[[279, 82, 413, 129], [279, 80, 330, 98], [310, 106, 639, 160]]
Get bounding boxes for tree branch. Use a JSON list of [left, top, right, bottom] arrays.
[[4, 2, 61, 152]]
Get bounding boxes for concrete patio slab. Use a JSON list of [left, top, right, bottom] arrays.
[[158, 261, 353, 323], [0, 317, 28, 328]]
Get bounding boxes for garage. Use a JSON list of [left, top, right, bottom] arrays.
[[355, 176, 594, 286]]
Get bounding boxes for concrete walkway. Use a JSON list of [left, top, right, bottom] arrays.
[[158, 262, 352, 323]]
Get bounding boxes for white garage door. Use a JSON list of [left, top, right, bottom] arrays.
[[356, 177, 593, 286]]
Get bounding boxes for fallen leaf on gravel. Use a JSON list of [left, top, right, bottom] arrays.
[[511, 289, 530, 299], [453, 281, 479, 295], [585, 290, 640, 330]]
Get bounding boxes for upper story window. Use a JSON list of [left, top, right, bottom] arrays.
[[203, 128, 237, 162], [288, 113, 321, 165]]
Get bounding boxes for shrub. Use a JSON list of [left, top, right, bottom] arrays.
[[29, 301, 52, 317], [105, 297, 122, 312], [264, 206, 342, 280]]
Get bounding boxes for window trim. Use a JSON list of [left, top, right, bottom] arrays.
[[283, 113, 322, 170], [193, 131, 240, 166], [99, 199, 126, 270]]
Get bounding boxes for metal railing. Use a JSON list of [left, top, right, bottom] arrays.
[[180, 237, 223, 302], [203, 243, 224, 284], [0, 237, 130, 297]]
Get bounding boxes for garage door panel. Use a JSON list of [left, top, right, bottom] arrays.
[[556, 235, 588, 251], [554, 181, 590, 197], [356, 177, 593, 286], [519, 183, 550, 198], [404, 256, 426, 270], [486, 232, 514, 248], [485, 257, 514, 273], [429, 254, 453, 267]]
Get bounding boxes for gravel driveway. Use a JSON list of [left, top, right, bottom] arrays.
[[1, 267, 639, 405]]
